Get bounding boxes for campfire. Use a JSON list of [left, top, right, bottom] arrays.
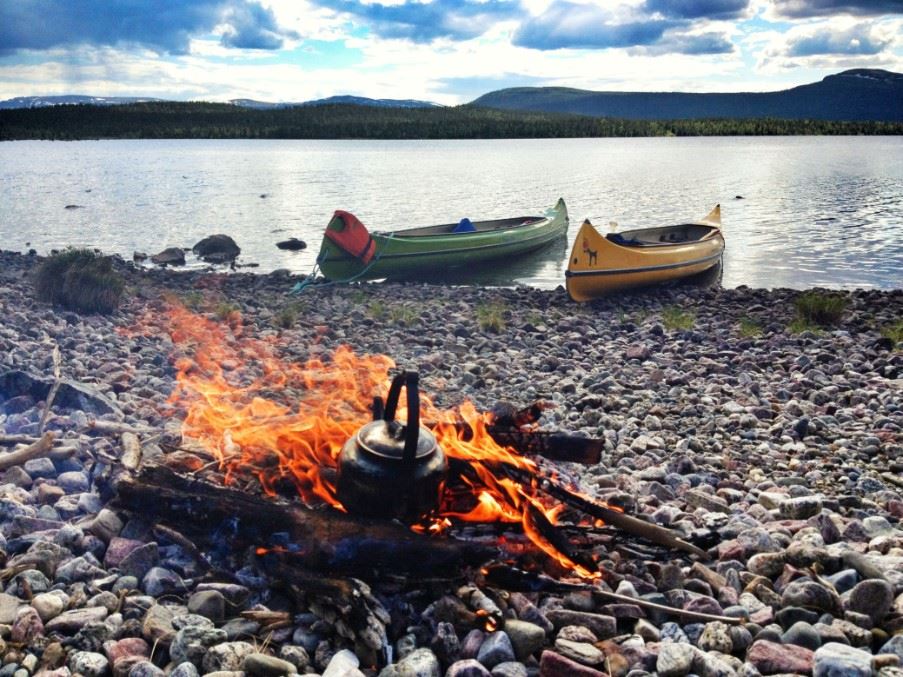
[[105, 302, 727, 663], [100, 306, 736, 665], [144, 303, 703, 577]]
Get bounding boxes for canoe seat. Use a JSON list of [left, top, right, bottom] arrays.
[[607, 233, 643, 246], [659, 232, 689, 243]]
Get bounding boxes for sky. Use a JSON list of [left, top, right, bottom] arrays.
[[0, 0, 901, 105]]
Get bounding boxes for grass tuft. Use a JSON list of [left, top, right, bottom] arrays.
[[275, 301, 305, 329], [34, 248, 124, 314], [661, 306, 695, 331], [880, 320, 903, 347], [794, 291, 847, 327], [738, 316, 763, 338], [389, 305, 418, 326], [476, 301, 507, 333], [213, 301, 241, 323]]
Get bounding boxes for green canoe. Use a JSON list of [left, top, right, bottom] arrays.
[[316, 198, 568, 282]]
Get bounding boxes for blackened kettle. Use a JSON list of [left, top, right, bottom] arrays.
[[336, 371, 447, 519]]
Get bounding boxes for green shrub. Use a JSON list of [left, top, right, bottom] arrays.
[[476, 301, 507, 333], [661, 306, 695, 331], [794, 291, 847, 327], [34, 248, 124, 314]]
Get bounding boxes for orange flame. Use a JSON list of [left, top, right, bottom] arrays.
[[161, 302, 598, 579]]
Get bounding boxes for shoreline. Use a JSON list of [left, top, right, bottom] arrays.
[[0, 248, 901, 676]]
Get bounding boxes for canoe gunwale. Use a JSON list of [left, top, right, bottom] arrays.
[[565, 250, 723, 278], [604, 224, 721, 249], [375, 215, 546, 238]]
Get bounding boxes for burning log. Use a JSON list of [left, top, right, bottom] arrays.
[[109, 460, 498, 577], [494, 462, 709, 559]]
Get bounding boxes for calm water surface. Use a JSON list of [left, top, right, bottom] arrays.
[[1, 137, 901, 290]]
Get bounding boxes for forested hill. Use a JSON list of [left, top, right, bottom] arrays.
[[1, 101, 901, 141], [471, 69, 903, 122]]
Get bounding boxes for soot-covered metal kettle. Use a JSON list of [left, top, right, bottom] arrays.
[[336, 371, 448, 519]]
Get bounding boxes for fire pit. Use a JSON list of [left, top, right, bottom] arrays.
[[111, 303, 709, 587]]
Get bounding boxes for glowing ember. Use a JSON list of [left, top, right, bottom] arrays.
[[162, 301, 599, 579]]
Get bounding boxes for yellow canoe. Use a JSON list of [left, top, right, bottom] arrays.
[[566, 205, 724, 301]]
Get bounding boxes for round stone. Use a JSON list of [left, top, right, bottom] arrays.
[[476, 632, 515, 669], [846, 579, 893, 624], [397, 648, 441, 677], [503, 620, 545, 661], [782, 621, 822, 651]]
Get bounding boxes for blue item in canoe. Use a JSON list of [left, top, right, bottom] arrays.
[[453, 218, 476, 233]]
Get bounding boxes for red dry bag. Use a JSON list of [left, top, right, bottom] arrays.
[[324, 210, 376, 264]]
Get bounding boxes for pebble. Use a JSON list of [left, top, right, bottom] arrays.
[[447, 659, 492, 677], [504, 620, 546, 661], [813, 642, 873, 677], [477, 632, 516, 669], [746, 639, 814, 674], [656, 642, 695, 677], [241, 652, 299, 676]]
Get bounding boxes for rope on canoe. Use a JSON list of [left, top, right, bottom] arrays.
[[290, 233, 394, 294]]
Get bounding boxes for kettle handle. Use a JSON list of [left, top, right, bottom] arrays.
[[384, 371, 420, 463]]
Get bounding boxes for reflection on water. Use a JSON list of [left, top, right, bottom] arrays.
[[0, 137, 900, 290]]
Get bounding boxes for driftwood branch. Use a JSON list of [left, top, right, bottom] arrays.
[[0, 432, 56, 471], [38, 344, 62, 436], [120, 432, 142, 470], [84, 420, 156, 436]]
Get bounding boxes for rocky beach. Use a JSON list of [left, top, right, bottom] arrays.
[[0, 247, 901, 677]]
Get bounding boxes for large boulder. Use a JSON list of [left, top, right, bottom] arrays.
[[192, 234, 240, 262], [0, 370, 121, 417], [151, 247, 185, 266]]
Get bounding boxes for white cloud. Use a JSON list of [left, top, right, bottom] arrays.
[[757, 15, 902, 71]]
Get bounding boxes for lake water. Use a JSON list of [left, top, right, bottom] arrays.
[[1, 137, 901, 290]]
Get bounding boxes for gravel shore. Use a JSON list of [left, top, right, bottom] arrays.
[[0, 249, 901, 677]]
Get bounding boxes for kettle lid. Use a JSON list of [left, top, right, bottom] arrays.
[[356, 420, 437, 460]]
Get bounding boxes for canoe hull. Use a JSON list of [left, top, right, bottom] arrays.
[[318, 199, 568, 281], [566, 207, 725, 301]]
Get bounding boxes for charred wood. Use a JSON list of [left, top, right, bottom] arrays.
[[498, 464, 709, 559], [109, 461, 498, 577]]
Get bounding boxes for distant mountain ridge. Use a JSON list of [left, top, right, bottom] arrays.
[[0, 94, 440, 111], [3, 69, 899, 121], [0, 95, 164, 109], [470, 69, 903, 122]]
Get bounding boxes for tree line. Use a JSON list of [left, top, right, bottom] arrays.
[[1, 101, 900, 140]]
